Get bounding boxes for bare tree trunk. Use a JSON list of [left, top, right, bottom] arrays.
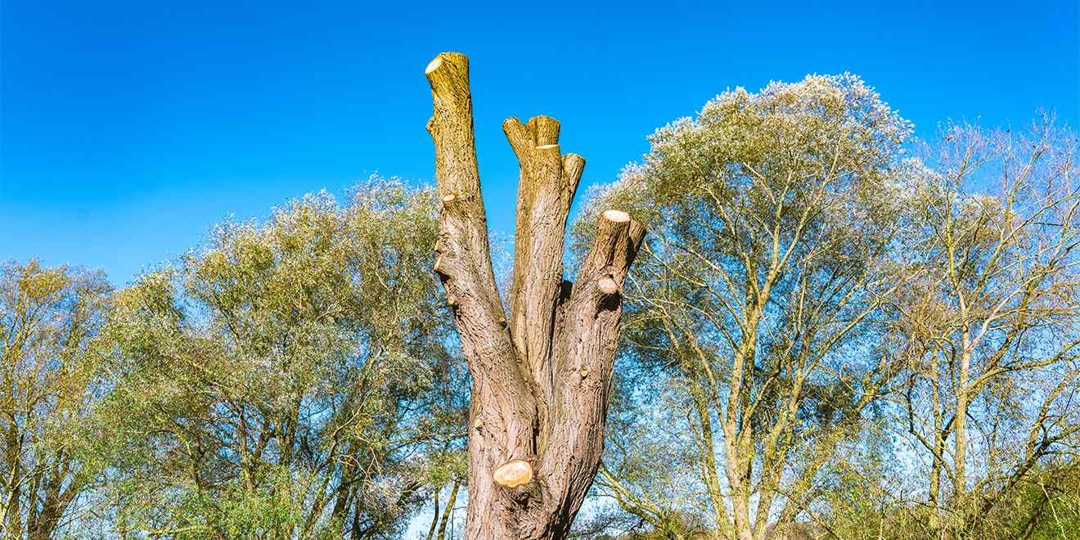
[[426, 488, 440, 540], [437, 481, 460, 540], [954, 343, 971, 506], [722, 316, 760, 540], [424, 52, 645, 539], [928, 353, 944, 532], [724, 448, 754, 540], [688, 380, 734, 539], [4, 422, 23, 539]]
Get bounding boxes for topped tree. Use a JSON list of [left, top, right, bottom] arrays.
[[424, 52, 645, 538]]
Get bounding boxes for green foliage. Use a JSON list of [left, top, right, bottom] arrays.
[[92, 177, 466, 538], [978, 462, 1080, 539], [1, 260, 112, 538], [578, 73, 916, 539], [5, 72, 1078, 540]]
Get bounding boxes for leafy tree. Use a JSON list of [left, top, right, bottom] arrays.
[[894, 117, 1080, 536], [979, 461, 1080, 539], [590, 368, 709, 540], [581, 74, 916, 540], [420, 448, 466, 540], [1, 260, 111, 538], [94, 178, 466, 538]]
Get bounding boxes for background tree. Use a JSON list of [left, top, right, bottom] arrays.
[[894, 117, 1080, 537], [422, 448, 466, 540], [93, 178, 465, 538], [589, 366, 712, 539], [1, 260, 111, 539], [581, 74, 916, 540], [423, 52, 644, 538]]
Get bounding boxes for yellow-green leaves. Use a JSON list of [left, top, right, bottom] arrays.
[[1, 260, 111, 538], [580, 73, 917, 539], [94, 177, 462, 537]]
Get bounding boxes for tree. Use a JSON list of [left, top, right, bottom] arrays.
[[1, 260, 111, 539], [422, 448, 466, 540], [95, 178, 465, 538], [423, 52, 645, 538], [590, 364, 711, 539], [583, 74, 915, 540], [896, 117, 1080, 536], [977, 460, 1080, 539]]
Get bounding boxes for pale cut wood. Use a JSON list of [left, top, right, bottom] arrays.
[[597, 277, 619, 295], [493, 460, 534, 488]]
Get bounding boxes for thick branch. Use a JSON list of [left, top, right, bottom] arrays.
[[425, 51, 535, 462], [504, 116, 585, 451], [531, 209, 644, 533]]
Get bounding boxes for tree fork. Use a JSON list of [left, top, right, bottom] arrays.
[[425, 52, 644, 539]]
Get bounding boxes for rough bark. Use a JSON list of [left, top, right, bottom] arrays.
[[424, 52, 644, 539]]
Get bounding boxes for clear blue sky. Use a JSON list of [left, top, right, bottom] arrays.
[[2, 0, 1077, 284]]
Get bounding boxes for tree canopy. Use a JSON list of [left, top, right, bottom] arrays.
[[580, 78, 1079, 539], [91, 178, 466, 538]]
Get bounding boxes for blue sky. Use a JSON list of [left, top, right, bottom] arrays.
[[2, 0, 1078, 285]]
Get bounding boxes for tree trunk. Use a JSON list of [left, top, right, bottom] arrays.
[[928, 353, 943, 532], [424, 52, 645, 539], [437, 481, 460, 540], [426, 487, 440, 540], [955, 340, 971, 508]]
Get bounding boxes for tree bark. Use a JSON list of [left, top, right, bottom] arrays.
[[424, 52, 644, 539]]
